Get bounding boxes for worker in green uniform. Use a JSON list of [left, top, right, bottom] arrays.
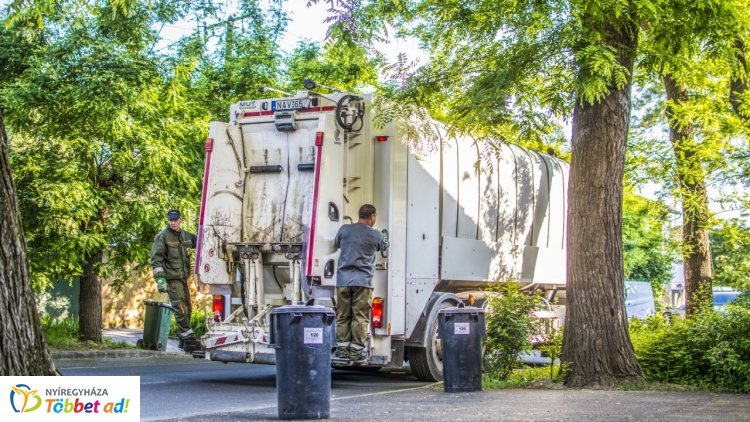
[[150, 209, 198, 352]]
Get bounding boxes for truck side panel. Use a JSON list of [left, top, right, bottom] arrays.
[[373, 127, 407, 336], [196, 122, 243, 288], [306, 115, 344, 284], [404, 141, 441, 338], [441, 135, 459, 238], [456, 140, 480, 239]]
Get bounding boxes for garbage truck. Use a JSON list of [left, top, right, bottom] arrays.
[[193, 83, 569, 381]]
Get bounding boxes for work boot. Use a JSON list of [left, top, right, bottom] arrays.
[[179, 329, 195, 341], [348, 346, 368, 363], [182, 338, 201, 354], [334, 346, 349, 360], [179, 329, 196, 353]]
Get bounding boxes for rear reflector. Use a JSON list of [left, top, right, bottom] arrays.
[[213, 295, 225, 322], [375, 135, 389, 143], [372, 297, 383, 328], [315, 131, 324, 146]]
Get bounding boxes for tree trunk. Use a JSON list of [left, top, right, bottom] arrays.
[[729, 37, 747, 120], [79, 250, 103, 342], [0, 109, 58, 375], [664, 75, 713, 315], [562, 23, 643, 388]]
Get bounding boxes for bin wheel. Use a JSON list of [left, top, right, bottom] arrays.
[[407, 301, 453, 382], [136, 339, 144, 348], [156, 341, 164, 351]]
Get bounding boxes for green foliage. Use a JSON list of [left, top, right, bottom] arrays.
[[169, 308, 208, 338], [2, 2, 206, 291], [40, 315, 132, 350], [628, 0, 750, 316], [629, 307, 750, 393], [483, 283, 544, 381], [189, 0, 286, 120], [538, 325, 564, 382], [710, 219, 750, 291], [284, 38, 381, 93], [40, 315, 80, 349], [622, 189, 676, 289], [483, 365, 562, 390], [310, 0, 573, 154]]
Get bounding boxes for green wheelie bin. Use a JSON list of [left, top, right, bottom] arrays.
[[139, 301, 174, 351]]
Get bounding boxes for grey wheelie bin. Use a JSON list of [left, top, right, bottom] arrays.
[[270, 304, 336, 420], [438, 305, 486, 392]]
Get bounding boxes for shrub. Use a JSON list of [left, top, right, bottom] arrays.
[[483, 283, 544, 380], [169, 308, 209, 338], [538, 325, 564, 381], [483, 365, 562, 389], [41, 315, 80, 348], [630, 306, 750, 392]]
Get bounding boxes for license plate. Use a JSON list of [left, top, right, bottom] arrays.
[[272, 98, 309, 111]]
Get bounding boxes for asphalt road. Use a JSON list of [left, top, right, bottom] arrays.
[[55, 356, 433, 421], [55, 356, 750, 421]]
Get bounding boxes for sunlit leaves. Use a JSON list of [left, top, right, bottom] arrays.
[[622, 188, 676, 288], [2, 1, 203, 290]]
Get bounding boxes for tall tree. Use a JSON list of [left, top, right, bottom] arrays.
[[633, 0, 750, 314], [0, 8, 58, 376], [4, 1, 205, 341], [664, 74, 714, 314], [310, 0, 646, 387], [0, 109, 58, 375], [562, 2, 643, 386]]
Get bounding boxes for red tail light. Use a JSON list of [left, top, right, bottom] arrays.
[[213, 295, 225, 322], [372, 297, 383, 328], [315, 131, 324, 146]]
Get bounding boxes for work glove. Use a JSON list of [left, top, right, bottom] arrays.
[[156, 277, 168, 293], [381, 229, 389, 242]]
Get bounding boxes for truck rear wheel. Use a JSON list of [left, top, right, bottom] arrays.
[[407, 301, 453, 381]]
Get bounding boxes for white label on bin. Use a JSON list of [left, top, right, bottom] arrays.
[[304, 327, 324, 344], [455, 322, 470, 335]]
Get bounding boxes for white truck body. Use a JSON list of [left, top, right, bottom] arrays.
[[194, 90, 568, 380]]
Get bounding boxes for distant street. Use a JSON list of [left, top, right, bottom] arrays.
[[55, 356, 431, 421]]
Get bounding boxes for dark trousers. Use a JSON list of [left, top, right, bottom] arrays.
[[167, 278, 192, 335]]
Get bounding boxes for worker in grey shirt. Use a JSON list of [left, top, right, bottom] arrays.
[[334, 204, 389, 362]]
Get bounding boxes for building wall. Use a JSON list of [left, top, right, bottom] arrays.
[[38, 271, 210, 329]]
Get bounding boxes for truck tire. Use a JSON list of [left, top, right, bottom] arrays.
[[407, 301, 453, 381]]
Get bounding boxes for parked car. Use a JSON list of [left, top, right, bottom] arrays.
[[713, 290, 743, 310], [668, 289, 746, 316], [625, 281, 656, 320]]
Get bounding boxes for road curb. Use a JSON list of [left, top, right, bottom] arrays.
[[51, 350, 191, 360]]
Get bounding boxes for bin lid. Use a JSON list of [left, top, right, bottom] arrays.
[[439, 306, 485, 315], [271, 304, 335, 316], [143, 300, 174, 310]]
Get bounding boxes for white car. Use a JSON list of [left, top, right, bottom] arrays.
[[625, 281, 656, 320]]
